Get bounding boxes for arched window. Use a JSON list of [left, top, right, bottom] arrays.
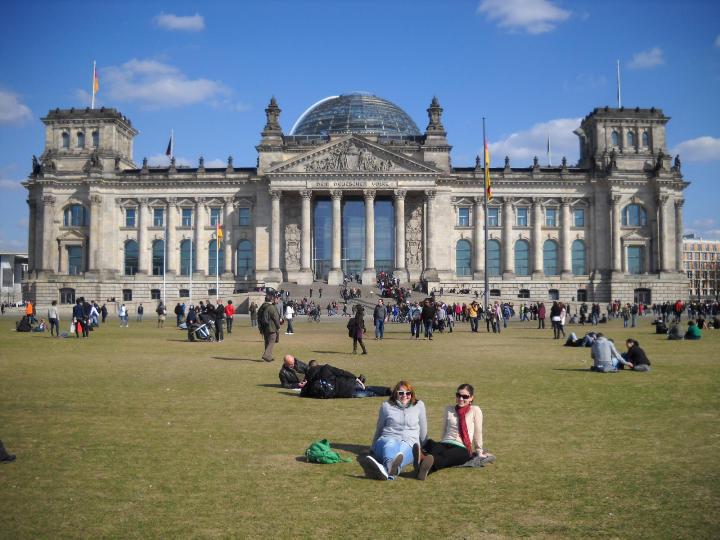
[[572, 240, 586, 275], [124, 240, 138, 276], [61, 132, 70, 149], [642, 131, 650, 147], [627, 131, 635, 147], [487, 239, 501, 277], [514, 240, 530, 276], [77, 131, 85, 149], [92, 130, 99, 147], [208, 239, 224, 276], [543, 240, 559, 276], [63, 204, 88, 226], [180, 239, 195, 276], [236, 240, 253, 275], [455, 239, 472, 276], [621, 204, 647, 226], [152, 240, 165, 276], [611, 131, 619, 146]]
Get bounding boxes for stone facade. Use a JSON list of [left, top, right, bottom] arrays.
[[22, 99, 689, 307]]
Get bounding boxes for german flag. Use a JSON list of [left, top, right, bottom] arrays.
[[484, 139, 493, 201]]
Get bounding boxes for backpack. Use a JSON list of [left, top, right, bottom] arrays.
[[305, 439, 352, 464], [309, 378, 336, 399]]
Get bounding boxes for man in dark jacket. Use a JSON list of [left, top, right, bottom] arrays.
[[72, 300, 85, 338], [421, 299, 436, 340], [214, 299, 225, 342], [299, 361, 390, 399], [257, 295, 281, 362], [373, 299, 387, 340], [279, 354, 309, 388]]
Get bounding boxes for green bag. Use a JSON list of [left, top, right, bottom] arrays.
[[305, 439, 352, 464]]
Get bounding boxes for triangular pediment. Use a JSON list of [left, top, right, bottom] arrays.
[[621, 230, 650, 242], [267, 135, 440, 175], [58, 229, 86, 241]]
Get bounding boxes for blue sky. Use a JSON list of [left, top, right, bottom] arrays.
[[1, 0, 719, 252]]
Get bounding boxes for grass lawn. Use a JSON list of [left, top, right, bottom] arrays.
[[1, 314, 718, 539]]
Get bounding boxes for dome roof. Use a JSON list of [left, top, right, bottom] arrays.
[[290, 93, 421, 137]]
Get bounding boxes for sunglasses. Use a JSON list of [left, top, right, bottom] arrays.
[[456, 393, 472, 400], [396, 391, 412, 397]]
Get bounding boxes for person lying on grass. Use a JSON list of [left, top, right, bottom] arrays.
[[279, 354, 309, 389], [358, 381, 427, 481], [298, 360, 391, 399], [413, 383, 493, 480]]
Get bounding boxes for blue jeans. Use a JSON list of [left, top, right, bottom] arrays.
[[372, 436, 413, 479], [423, 319, 433, 338], [286, 318, 294, 333], [470, 317, 478, 332], [410, 320, 421, 338], [375, 319, 385, 339]]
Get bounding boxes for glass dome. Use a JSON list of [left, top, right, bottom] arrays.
[[290, 93, 421, 137]]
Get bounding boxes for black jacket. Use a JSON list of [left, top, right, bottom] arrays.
[[214, 304, 225, 321], [626, 345, 651, 366], [279, 358, 309, 388], [300, 364, 358, 398]]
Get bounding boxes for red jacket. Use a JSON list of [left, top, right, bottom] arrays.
[[225, 304, 235, 317]]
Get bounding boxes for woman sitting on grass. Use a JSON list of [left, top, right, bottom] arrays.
[[685, 320, 702, 340], [358, 381, 427, 480], [414, 384, 492, 480], [623, 339, 651, 371]]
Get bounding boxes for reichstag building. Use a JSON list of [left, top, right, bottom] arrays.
[[23, 93, 688, 306]]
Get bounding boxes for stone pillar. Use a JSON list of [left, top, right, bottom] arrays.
[[328, 190, 344, 285], [87, 194, 102, 272], [532, 197, 543, 276], [362, 189, 376, 284], [422, 190, 438, 281], [194, 198, 205, 275], [269, 190, 281, 272], [502, 197, 514, 277], [473, 196, 485, 279], [223, 197, 232, 275], [658, 195, 670, 273], [27, 199, 36, 272], [611, 195, 622, 273], [166, 199, 178, 275], [137, 198, 148, 274], [295, 190, 313, 285], [586, 199, 595, 275], [561, 197, 572, 276], [393, 189, 407, 282], [41, 195, 56, 273], [675, 198, 684, 272]]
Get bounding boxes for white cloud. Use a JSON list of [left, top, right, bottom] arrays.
[[628, 47, 664, 69], [154, 12, 205, 32], [487, 117, 581, 166], [686, 218, 720, 241], [0, 90, 32, 124], [103, 58, 229, 108], [0, 179, 24, 191], [672, 136, 720, 162], [477, 0, 571, 34], [715, 35, 720, 48], [147, 154, 194, 167], [204, 159, 227, 168]]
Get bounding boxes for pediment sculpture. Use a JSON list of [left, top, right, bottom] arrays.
[[304, 141, 396, 173]]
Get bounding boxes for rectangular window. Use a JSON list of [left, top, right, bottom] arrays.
[[238, 207, 250, 226], [125, 208, 136, 228], [573, 208, 585, 227], [153, 208, 164, 227], [545, 208, 558, 227], [210, 208, 221, 226], [458, 207, 470, 227], [516, 207, 528, 227], [182, 208, 193, 227], [488, 208, 499, 227], [67, 246, 83, 275], [123, 289, 133, 302], [627, 246, 643, 274], [150, 289, 161, 300]]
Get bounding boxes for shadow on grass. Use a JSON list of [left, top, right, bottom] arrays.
[[212, 356, 265, 362], [312, 350, 345, 354], [553, 368, 594, 372], [331, 443, 368, 455]]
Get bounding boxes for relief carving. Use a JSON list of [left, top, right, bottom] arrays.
[[406, 206, 423, 269], [304, 141, 395, 173], [284, 223, 301, 269]]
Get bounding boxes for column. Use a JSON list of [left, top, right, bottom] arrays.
[[586, 199, 595, 274], [611, 194, 622, 272], [362, 189, 376, 283], [502, 197, 514, 277], [300, 191, 312, 271], [88, 194, 102, 272], [422, 190, 438, 281], [41, 195, 56, 272], [328, 190, 344, 285], [675, 198, 684, 272], [137, 198, 149, 274], [166, 199, 178, 275], [561, 198, 572, 275], [658, 195, 670, 272], [472, 196, 484, 278], [27, 199, 36, 271], [194, 198, 205, 274], [531, 197, 543, 276], [269, 190, 281, 272], [223, 197, 232, 274], [394, 190, 407, 279]]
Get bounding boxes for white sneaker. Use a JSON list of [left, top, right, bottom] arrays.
[[358, 455, 388, 480]]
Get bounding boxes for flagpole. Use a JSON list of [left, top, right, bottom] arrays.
[[189, 236, 193, 303], [163, 212, 167, 304], [483, 117, 489, 310], [91, 60, 96, 109], [617, 59, 622, 108], [215, 225, 220, 301]]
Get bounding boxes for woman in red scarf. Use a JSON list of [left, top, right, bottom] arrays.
[[413, 383, 488, 480]]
